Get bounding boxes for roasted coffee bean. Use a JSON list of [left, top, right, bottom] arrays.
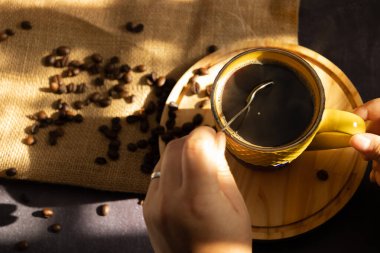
[[57, 84, 67, 94], [24, 135, 36, 145], [42, 208, 54, 218], [136, 139, 148, 149], [168, 110, 177, 120], [127, 143, 138, 152], [89, 92, 102, 103], [5, 28, 15, 36], [68, 60, 81, 68], [20, 21, 32, 30], [54, 59, 64, 68], [80, 62, 92, 71], [126, 115, 141, 124], [98, 204, 110, 216], [110, 56, 120, 64], [148, 136, 159, 147], [75, 83, 87, 94], [165, 119, 175, 130], [49, 223, 62, 233], [73, 100, 84, 110], [172, 126, 183, 137], [188, 75, 198, 85], [125, 94, 135, 104], [156, 76, 166, 87], [107, 150, 120, 160], [192, 113, 204, 126], [95, 156, 107, 165], [44, 54, 56, 66], [206, 84, 213, 96], [109, 139, 121, 150], [49, 82, 59, 93], [140, 119, 150, 133], [161, 133, 175, 144], [316, 169, 329, 181], [190, 82, 201, 95], [120, 64, 131, 73], [120, 71, 133, 84], [134, 64, 146, 73], [145, 101, 156, 115], [88, 64, 102, 75], [197, 67, 209, 76], [207, 44, 218, 54], [73, 114, 84, 123], [56, 46, 71, 56], [94, 77, 105, 87], [110, 117, 121, 125], [71, 67, 81, 76], [0, 32, 8, 42], [168, 101, 179, 112], [151, 126, 165, 136], [126, 22, 144, 33], [48, 135, 58, 146], [98, 125, 109, 134], [91, 53, 103, 64], [30, 123, 40, 135], [146, 72, 158, 85], [36, 110, 48, 121], [99, 97, 112, 108], [15, 240, 29, 251], [111, 123, 121, 133], [112, 84, 126, 93], [66, 83, 75, 93], [5, 167, 17, 177], [182, 122, 195, 134]]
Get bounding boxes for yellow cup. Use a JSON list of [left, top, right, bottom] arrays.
[[210, 48, 366, 166]]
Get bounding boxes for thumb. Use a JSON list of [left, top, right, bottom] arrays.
[[350, 133, 380, 162]]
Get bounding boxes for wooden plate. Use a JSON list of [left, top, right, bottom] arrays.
[[159, 43, 368, 240]]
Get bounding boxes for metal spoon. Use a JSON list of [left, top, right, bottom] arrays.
[[221, 80, 274, 131]]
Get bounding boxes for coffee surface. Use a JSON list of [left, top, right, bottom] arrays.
[[222, 63, 314, 147]]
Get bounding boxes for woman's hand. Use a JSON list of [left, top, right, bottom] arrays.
[[143, 126, 251, 253], [350, 98, 380, 185]]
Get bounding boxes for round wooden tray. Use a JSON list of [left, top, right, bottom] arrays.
[[159, 43, 368, 240]]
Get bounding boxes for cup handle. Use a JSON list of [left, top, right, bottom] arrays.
[[307, 109, 366, 150]]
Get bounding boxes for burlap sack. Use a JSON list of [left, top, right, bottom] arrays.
[[0, 0, 300, 193]]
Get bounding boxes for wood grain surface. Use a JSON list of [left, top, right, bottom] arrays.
[[159, 43, 367, 240]]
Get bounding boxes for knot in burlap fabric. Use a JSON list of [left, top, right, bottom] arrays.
[[0, 0, 299, 193]]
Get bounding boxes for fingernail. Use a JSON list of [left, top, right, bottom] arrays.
[[352, 134, 371, 151]]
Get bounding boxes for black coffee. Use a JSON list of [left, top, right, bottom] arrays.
[[222, 63, 314, 147]]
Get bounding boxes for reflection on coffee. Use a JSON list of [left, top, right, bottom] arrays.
[[222, 63, 314, 147]]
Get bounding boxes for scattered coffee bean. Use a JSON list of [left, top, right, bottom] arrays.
[[56, 46, 71, 56], [89, 92, 102, 103], [192, 113, 204, 126], [30, 123, 40, 135], [110, 56, 120, 64], [94, 77, 105, 86], [95, 157, 107, 165], [109, 139, 121, 150], [182, 122, 195, 135], [165, 119, 175, 130], [24, 135, 36, 146], [36, 111, 48, 121], [20, 21, 32, 30], [156, 76, 166, 87], [136, 139, 148, 149], [5, 28, 15, 36], [197, 67, 209, 76], [98, 204, 110, 216], [44, 54, 56, 66], [316, 169, 329, 181], [145, 101, 156, 115], [88, 64, 102, 75], [126, 22, 144, 33], [42, 208, 54, 218], [206, 84, 213, 96], [171, 126, 183, 137], [188, 75, 198, 85], [5, 167, 17, 177], [134, 64, 146, 73], [161, 132, 175, 144], [98, 97, 112, 108], [121, 71, 133, 84], [125, 94, 135, 103], [120, 64, 131, 73], [111, 117, 121, 125], [73, 114, 84, 123], [168, 110, 176, 119], [126, 115, 141, 124], [190, 81, 201, 95], [0, 32, 8, 42], [49, 223, 62, 233], [127, 143, 138, 152], [68, 60, 81, 68], [15, 240, 29, 251], [91, 53, 103, 64], [168, 101, 179, 111], [57, 84, 67, 94], [107, 150, 120, 160], [151, 126, 165, 136], [66, 83, 75, 93], [75, 83, 87, 94], [207, 44, 218, 54], [73, 100, 84, 110], [140, 119, 150, 133]]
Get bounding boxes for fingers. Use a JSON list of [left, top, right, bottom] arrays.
[[181, 126, 221, 194], [354, 98, 380, 121], [145, 159, 162, 203], [160, 137, 186, 192], [350, 133, 380, 162]]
